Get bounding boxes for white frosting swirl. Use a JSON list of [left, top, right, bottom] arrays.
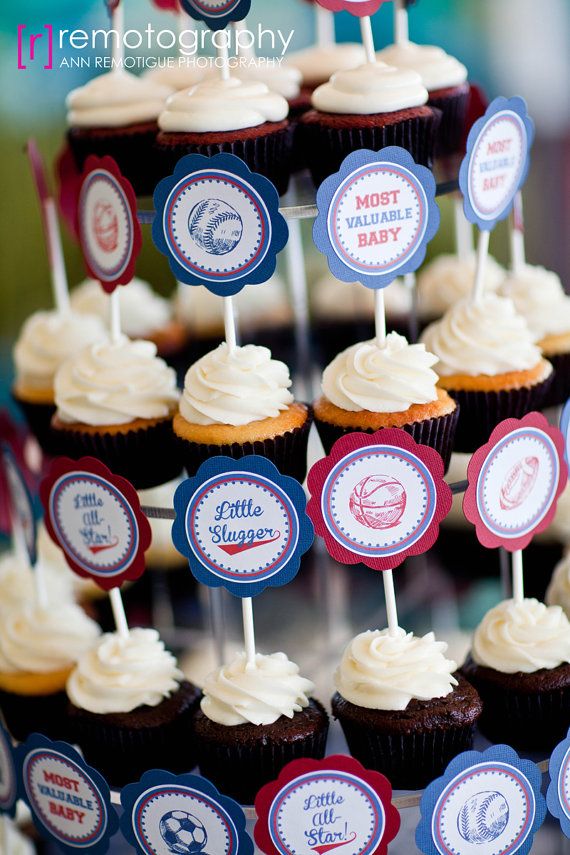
[[547, 552, 570, 618], [200, 651, 314, 726], [159, 76, 288, 133], [0, 602, 100, 674], [0, 551, 73, 614], [472, 598, 570, 673], [418, 252, 505, 318], [376, 42, 467, 91], [67, 70, 173, 128], [180, 342, 293, 426], [420, 294, 542, 376], [311, 273, 412, 320], [500, 264, 570, 341], [311, 61, 428, 115], [70, 278, 172, 339], [14, 310, 106, 392], [335, 628, 458, 711], [55, 335, 179, 426], [67, 628, 183, 714], [286, 44, 367, 87], [322, 333, 439, 412]]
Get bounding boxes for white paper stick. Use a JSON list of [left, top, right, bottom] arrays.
[[224, 296, 237, 351], [454, 195, 473, 261], [233, 19, 256, 60], [375, 288, 387, 347], [242, 597, 256, 668], [178, 9, 195, 42], [217, 39, 230, 81], [316, 6, 336, 48], [112, 3, 124, 68], [44, 198, 71, 316], [109, 290, 122, 343], [285, 217, 313, 401], [471, 229, 490, 304], [511, 549, 524, 604], [360, 17, 376, 64], [110, 587, 130, 639], [382, 569, 399, 636], [394, 0, 410, 45], [510, 192, 526, 274]]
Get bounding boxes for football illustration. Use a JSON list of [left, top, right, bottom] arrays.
[[457, 790, 509, 845], [159, 810, 208, 854], [93, 200, 118, 253], [499, 456, 539, 511], [349, 474, 407, 530], [188, 198, 243, 256]]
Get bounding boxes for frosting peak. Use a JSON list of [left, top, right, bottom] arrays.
[[311, 61, 428, 115], [499, 264, 570, 341], [180, 342, 293, 426], [376, 42, 467, 91], [200, 651, 314, 726], [335, 628, 458, 710], [67, 70, 173, 128], [322, 333, 439, 412]]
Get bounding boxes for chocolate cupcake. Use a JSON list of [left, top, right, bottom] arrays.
[[173, 342, 311, 483], [421, 294, 553, 452], [156, 77, 292, 195], [193, 651, 329, 804], [66, 628, 201, 788], [299, 61, 441, 186], [332, 629, 482, 790], [313, 332, 458, 471], [66, 70, 173, 196], [462, 598, 570, 752]]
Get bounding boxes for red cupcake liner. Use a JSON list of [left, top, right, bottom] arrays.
[[428, 84, 470, 157]]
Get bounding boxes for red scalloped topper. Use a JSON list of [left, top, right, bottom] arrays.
[[463, 412, 568, 552], [39, 456, 152, 591], [254, 755, 400, 855], [76, 155, 142, 294], [307, 429, 452, 572], [152, 0, 180, 9], [314, 0, 387, 15]]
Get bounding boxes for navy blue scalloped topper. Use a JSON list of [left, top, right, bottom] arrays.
[[15, 733, 118, 855], [0, 724, 18, 819], [179, 0, 251, 31], [459, 96, 534, 231], [120, 770, 253, 855], [152, 153, 288, 296], [1, 442, 37, 567], [416, 744, 546, 855], [547, 727, 570, 837], [313, 146, 440, 290], [172, 455, 314, 598]]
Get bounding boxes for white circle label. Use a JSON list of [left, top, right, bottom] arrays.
[[79, 168, 133, 283], [467, 110, 526, 223]]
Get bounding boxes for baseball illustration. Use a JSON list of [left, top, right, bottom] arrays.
[[349, 475, 407, 530], [457, 791, 509, 845], [188, 198, 243, 256], [499, 456, 539, 511], [93, 200, 119, 253]]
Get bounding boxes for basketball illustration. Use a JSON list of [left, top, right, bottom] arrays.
[[457, 790, 509, 845], [188, 198, 243, 256], [500, 456, 539, 510], [349, 474, 407, 530], [93, 201, 118, 253]]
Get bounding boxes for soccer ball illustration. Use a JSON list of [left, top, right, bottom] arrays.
[[457, 791, 509, 844], [188, 198, 243, 256], [499, 456, 539, 511], [349, 474, 407, 530], [159, 810, 208, 854], [93, 201, 118, 253]]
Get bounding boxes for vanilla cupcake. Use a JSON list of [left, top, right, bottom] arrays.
[[173, 342, 311, 482], [417, 251, 505, 322], [421, 294, 553, 451], [313, 332, 458, 469], [52, 336, 181, 489]]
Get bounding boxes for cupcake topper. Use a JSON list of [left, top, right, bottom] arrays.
[[307, 429, 451, 636], [172, 455, 313, 666], [180, 0, 251, 32], [314, 0, 387, 19], [463, 412, 567, 604], [458, 96, 534, 303], [547, 727, 570, 837]]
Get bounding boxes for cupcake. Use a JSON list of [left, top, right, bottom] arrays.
[[500, 264, 570, 405], [376, 41, 469, 156], [12, 309, 106, 455], [66, 628, 201, 788], [332, 628, 482, 789], [421, 294, 553, 452], [228, 63, 307, 118], [299, 61, 441, 187], [0, 600, 100, 742], [417, 251, 505, 325], [462, 598, 570, 752], [156, 77, 292, 195], [547, 550, 570, 618], [51, 335, 181, 489], [313, 332, 459, 470], [70, 277, 189, 362], [193, 651, 329, 804], [286, 43, 367, 95], [66, 70, 173, 195], [173, 342, 312, 483]]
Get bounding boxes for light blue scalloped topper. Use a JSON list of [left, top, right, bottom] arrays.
[[313, 146, 440, 290], [179, 0, 251, 31], [547, 727, 570, 837], [416, 744, 546, 855], [459, 96, 534, 231], [172, 455, 313, 598]]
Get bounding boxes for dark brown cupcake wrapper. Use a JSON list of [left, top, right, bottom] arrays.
[[53, 417, 183, 490], [177, 409, 312, 484], [301, 108, 442, 188], [155, 125, 293, 196], [67, 126, 160, 197], [0, 688, 70, 743], [428, 86, 470, 157], [446, 371, 554, 453], [541, 351, 570, 408], [12, 393, 60, 457], [315, 405, 459, 473]]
